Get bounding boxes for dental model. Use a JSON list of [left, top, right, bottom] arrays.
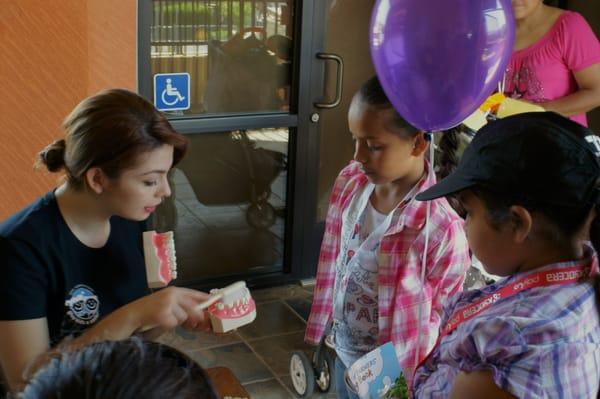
[[143, 230, 177, 288], [197, 281, 256, 333]]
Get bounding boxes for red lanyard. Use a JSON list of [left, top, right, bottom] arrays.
[[440, 265, 589, 340], [416, 264, 590, 374]]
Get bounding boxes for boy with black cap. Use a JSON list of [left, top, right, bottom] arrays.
[[411, 112, 600, 398]]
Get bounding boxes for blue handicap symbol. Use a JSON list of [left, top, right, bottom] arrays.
[[154, 73, 190, 111]]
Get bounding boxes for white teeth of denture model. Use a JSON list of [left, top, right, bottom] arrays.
[[196, 281, 257, 333], [143, 230, 177, 288]]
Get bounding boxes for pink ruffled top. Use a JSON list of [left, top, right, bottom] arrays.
[[504, 11, 600, 126]]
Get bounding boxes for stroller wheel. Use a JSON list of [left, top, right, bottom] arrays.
[[246, 201, 276, 229], [290, 351, 315, 397], [316, 350, 336, 393]]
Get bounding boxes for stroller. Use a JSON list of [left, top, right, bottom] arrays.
[[177, 131, 286, 229], [165, 35, 286, 229], [289, 327, 337, 397]]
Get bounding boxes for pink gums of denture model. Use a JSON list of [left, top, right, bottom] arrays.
[[198, 281, 257, 333], [143, 231, 177, 288], [208, 296, 256, 333]]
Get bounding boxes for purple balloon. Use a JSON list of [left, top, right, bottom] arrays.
[[370, 0, 515, 132]]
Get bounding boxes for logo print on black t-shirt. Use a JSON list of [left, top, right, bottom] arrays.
[[64, 284, 100, 325]]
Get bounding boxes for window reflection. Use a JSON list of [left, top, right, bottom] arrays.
[[151, 128, 289, 283], [151, 1, 293, 115]]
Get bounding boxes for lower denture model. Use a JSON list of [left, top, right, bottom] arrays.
[[143, 230, 177, 288], [143, 232, 255, 333], [197, 281, 257, 333]]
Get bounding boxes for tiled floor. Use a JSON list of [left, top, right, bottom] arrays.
[[155, 270, 490, 398], [157, 284, 337, 398]]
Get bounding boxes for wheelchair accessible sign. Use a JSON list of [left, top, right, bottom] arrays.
[[154, 73, 190, 111]]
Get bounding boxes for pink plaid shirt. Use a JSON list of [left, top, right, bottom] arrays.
[[305, 161, 470, 383]]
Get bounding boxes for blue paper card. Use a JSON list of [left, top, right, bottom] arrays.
[[345, 342, 402, 398]]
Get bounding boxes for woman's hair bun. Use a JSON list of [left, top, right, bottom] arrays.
[[37, 139, 66, 172]]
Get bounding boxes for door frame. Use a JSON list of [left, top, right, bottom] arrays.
[[137, 0, 329, 289]]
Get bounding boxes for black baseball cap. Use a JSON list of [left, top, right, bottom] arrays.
[[416, 112, 600, 207]]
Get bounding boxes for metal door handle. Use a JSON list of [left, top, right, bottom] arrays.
[[314, 53, 344, 109]]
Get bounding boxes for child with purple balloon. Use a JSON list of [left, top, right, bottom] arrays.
[[304, 76, 470, 397]]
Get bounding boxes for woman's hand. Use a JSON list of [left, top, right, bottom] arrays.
[[0, 289, 212, 392], [73, 287, 212, 348], [128, 287, 212, 333]]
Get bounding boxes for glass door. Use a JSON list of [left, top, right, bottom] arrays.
[[302, 0, 378, 273], [138, 0, 326, 288]]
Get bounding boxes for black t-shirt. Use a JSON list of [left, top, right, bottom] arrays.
[[0, 192, 150, 345]]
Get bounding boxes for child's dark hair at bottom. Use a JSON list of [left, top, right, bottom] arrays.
[[17, 338, 219, 399]]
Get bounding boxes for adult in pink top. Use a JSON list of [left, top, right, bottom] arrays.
[[505, 1, 600, 126]]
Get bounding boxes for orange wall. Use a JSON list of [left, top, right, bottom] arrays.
[[0, 0, 136, 219]]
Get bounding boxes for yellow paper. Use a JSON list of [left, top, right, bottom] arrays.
[[479, 92, 506, 112], [462, 109, 488, 131], [497, 98, 545, 118]]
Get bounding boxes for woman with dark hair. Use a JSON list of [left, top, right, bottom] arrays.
[[505, 0, 600, 126], [0, 89, 212, 392], [19, 338, 219, 399]]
